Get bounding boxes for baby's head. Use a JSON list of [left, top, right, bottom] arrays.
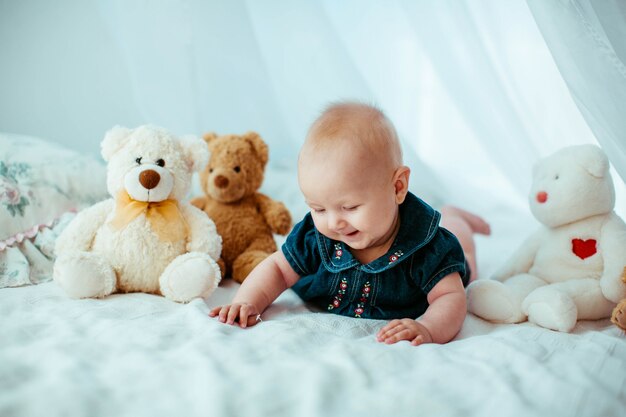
[[298, 102, 410, 254]]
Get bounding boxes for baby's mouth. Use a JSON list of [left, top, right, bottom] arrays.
[[345, 230, 359, 237]]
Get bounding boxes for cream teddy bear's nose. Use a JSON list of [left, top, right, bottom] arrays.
[[139, 169, 161, 190]]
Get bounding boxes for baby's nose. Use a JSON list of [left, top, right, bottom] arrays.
[[327, 212, 345, 231]]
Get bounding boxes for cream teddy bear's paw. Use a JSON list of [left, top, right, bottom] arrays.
[[159, 252, 221, 303], [467, 280, 526, 323], [53, 252, 116, 299], [522, 287, 577, 332]]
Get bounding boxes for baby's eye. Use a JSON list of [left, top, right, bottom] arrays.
[[156, 158, 165, 167], [312, 208, 326, 214], [343, 205, 359, 211], [135, 157, 142, 165]]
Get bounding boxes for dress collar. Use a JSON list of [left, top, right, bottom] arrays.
[[316, 192, 440, 273]]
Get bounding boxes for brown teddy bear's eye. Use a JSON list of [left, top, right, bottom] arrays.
[[209, 168, 214, 173], [135, 157, 142, 164], [156, 159, 165, 167], [234, 166, 241, 173]]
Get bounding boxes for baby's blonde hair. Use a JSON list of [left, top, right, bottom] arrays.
[[302, 101, 403, 170]]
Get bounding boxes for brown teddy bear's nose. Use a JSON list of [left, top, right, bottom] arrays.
[[139, 169, 161, 190], [214, 175, 229, 189]]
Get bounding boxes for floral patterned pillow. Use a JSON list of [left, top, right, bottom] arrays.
[[0, 133, 108, 287]]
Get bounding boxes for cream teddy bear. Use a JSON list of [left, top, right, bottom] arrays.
[[467, 144, 626, 332], [53, 125, 222, 303]]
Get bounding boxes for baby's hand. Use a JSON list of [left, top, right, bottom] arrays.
[[376, 319, 433, 346], [209, 303, 261, 328]]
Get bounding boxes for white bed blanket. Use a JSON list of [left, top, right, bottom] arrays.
[[1, 166, 626, 417], [1, 278, 624, 417]]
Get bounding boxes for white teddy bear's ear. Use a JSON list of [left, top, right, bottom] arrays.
[[101, 126, 133, 161], [180, 135, 210, 172], [573, 144, 609, 178]]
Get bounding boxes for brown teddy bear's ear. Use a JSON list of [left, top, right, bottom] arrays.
[[203, 132, 219, 144], [243, 131, 268, 166]]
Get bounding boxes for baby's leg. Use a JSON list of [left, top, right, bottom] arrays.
[[440, 205, 491, 282]]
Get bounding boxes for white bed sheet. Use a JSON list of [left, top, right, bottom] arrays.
[[1, 166, 626, 417], [1, 279, 624, 417]]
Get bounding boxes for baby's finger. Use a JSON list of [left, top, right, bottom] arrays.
[[383, 328, 412, 344], [239, 305, 252, 328], [411, 335, 425, 346], [376, 320, 401, 339], [217, 306, 231, 323], [377, 322, 404, 341], [208, 306, 222, 317], [226, 305, 241, 325], [245, 314, 261, 327]]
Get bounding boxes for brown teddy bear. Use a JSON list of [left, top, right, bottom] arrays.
[[610, 268, 626, 331], [191, 131, 291, 283]]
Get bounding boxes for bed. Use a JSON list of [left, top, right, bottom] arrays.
[[1, 133, 625, 417]]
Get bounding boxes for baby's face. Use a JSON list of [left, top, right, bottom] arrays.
[[298, 150, 400, 254]]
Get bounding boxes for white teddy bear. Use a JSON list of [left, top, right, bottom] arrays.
[[467, 144, 626, 332], [54, 125, 222, 303]]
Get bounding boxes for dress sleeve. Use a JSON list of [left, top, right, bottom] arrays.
[[281, 214, 321, 277], [409, 228, 467, 293]]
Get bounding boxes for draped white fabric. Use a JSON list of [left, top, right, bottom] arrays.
[[528, 0, 626, 183], [1, 0, 624, 214], [93, 0, 623, 212]]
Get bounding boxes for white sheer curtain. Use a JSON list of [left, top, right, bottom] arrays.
[[93, 0, 620, 215], [527, 0, 626, 183], [3, 0, 618, 216]]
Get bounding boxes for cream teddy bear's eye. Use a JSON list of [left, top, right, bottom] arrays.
[[135, 157, 142, 165], [156, 159, 165, 167]]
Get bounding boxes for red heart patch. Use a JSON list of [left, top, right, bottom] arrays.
[[572, 238, 597, 260]]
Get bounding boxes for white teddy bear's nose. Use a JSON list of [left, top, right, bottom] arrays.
[[536, 191, 548, 203]]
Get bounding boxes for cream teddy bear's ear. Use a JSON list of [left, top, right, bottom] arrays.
[[242, 131, 269, 166], [101, 125, 133, 162], [180, 135, 210, 172]]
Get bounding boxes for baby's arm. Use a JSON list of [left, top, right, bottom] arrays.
[[376, 273, 466, 345], [209, 251, 300, 328]]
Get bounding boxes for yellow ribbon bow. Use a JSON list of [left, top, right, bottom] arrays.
[[109, 192, 187, 243]]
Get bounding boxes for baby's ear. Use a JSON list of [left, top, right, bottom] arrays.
[[394, 166, 411, 204], [242, 131, 269, 166], [180, 135, 210, 172], [101, 125, 133, 161]]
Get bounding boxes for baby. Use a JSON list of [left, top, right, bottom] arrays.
[[210, 102, 490, 345]]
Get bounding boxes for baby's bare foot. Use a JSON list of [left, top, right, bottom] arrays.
[[441, 206, 491, 235]]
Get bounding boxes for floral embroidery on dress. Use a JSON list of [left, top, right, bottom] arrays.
[[354, 281, 371, 317], [389, 250, 404, 264], [334, 243, 343, 259], [328, 277, 348, 310]]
